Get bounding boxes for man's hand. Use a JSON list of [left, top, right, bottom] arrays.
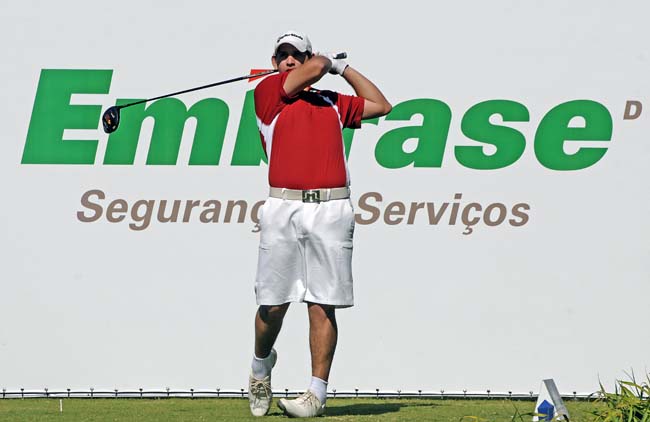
[[317, 52, 349, 76]]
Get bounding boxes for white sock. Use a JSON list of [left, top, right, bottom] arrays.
[[309, 376, 328, 404], [251, 351, 274, 379]]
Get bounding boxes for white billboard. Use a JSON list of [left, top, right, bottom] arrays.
[[1, 0, 648, 394]]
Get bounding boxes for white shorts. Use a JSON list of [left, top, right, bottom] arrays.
[[255, 196, 355, 308]]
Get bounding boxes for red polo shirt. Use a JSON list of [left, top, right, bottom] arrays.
[[254, 71, 365, 190]]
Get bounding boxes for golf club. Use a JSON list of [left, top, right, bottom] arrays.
[[102, 52, 347, 134]]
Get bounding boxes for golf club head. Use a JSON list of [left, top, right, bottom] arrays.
[[102, 106, 120, 133]]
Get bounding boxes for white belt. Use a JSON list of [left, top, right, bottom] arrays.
[[269, 186, 350, 203]]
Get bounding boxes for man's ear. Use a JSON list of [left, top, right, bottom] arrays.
[[271, 56, 278, 69]]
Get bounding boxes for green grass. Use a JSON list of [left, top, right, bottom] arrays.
[[0, 398, 604, 421]]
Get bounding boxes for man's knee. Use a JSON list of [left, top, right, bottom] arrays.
[[258, 303, 290, 323], [308, 303, 336, 321]]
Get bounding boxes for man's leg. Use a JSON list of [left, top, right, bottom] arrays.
[[277, 302, 336, 417], [255, 303, 290, 359], [249, 303, 289, 417], [308, 302, 337, 406], [307, 303, 338, 381]]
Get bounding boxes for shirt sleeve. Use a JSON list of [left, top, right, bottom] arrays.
[[336, 93, 365, 129], [253, 71, 294, 124]]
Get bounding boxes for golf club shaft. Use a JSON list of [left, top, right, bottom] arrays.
[[117, 52, 347, 109], [118, 70, 277, 109]]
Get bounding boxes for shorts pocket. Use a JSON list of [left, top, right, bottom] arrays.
[[255, 243, 272, 287], [345, 200, 356, 238], [337, 241, 354, 283]]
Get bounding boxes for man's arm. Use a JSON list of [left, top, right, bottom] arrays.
[[282, 56, 332, 98], [342, 67, 392, 119]]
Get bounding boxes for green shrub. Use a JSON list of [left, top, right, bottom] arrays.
[[591, 372, 650, 422]]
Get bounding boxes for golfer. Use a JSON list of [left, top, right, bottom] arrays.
[[248, 30, 391, 418]]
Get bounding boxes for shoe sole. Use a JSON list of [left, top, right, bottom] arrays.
[[277, 399, 290, 417], [277, 399, 325, 418]]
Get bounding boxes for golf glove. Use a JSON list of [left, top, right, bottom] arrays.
[[318, 52, 349, 76]]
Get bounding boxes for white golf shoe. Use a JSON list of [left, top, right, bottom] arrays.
[[248, 348, 277, 417], [278, 390, 325, 418]]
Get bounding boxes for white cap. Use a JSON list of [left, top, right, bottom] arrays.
[[273, 30, 312, 55]]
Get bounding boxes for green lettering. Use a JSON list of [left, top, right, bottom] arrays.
[[104, 97, 228, 165], [535, 100, 612, 170], [231, 89, 267, 165], [22, 69, 112, 164], [456, 100, 529, 169], [374, 99, 452, 168]]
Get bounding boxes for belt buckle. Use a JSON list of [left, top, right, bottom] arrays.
[[302, 190, 321, 203]]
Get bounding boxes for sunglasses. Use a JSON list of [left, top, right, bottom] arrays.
[[274, 49, 309, 64]]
